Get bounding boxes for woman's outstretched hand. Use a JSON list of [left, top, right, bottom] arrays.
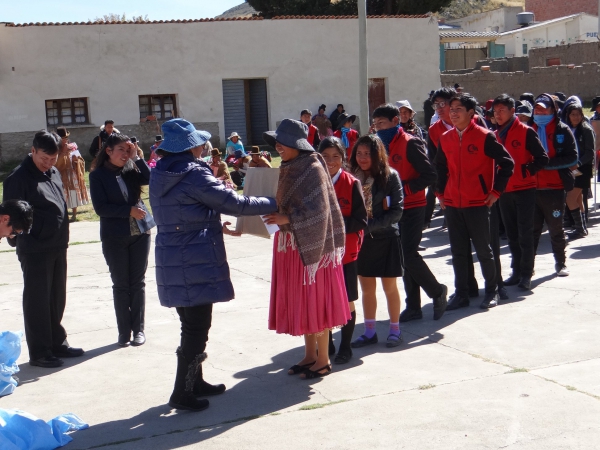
[[263, 213, 290, 226], [223, 221, 241, 237]]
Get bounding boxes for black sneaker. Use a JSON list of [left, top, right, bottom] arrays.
[[518, 277, 532, 290], [399, 308, 423, 323], [29, 356, 64, 368], [498, 287, 509, 300], [447, 293, 469, 310], [503, 273, 521, 286], [555, 264, 570, 277], [433, 285, 448, 320], [480, 291, 499, 309]]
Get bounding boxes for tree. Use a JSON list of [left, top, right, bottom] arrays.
[[91, 13, 149, 23], [246, 0, 453, 18]]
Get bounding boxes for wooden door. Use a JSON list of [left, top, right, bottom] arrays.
[[368, 78, 386, 123]]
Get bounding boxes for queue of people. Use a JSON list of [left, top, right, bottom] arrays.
[[2, 87, 597, 413]]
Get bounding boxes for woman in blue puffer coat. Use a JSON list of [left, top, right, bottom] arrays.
[[149, 119, 277, 412]]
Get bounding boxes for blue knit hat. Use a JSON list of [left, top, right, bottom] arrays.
[[158, 119, 211, 153]]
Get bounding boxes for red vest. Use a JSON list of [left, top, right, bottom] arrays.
[[439, 121, 496, 208], [495, 119, 536, 193], [307, 124, 318, 147], [533, 120, 564, 190], [334, 170, 364, 265], [428, 119, 451, 150], [388, 127, 426, 209], [334, 129, 359, 159]]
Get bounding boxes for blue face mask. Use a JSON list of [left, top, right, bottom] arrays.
[[533, 114, 553, 126], [376, 125, 400, 152]]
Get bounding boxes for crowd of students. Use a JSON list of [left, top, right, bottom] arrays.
[[1, 86, 596, 413]]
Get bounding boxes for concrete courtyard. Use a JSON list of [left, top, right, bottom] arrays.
[[1, 207, 599, 449]]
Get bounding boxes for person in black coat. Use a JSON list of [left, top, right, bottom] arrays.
[[3, 130, 84, 368], [90, 134, 151, 347], [0, 200, 33, 241]]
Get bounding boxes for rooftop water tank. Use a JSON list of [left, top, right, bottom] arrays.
[[517, 12, 535, 27]]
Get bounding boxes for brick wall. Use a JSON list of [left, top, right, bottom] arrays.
[[440, 62, 600, 105], [0, 121, 220, 166], [525, 0, 598, 22]]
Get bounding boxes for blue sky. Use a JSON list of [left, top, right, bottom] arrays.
[[1, 0, 244, 24]]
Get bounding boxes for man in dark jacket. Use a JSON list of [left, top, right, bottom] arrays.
[[493, 94, 549, 290], [3, 130, 84, 368], [531, 94, 578, 277], [329, 104, 345, 130], [89, 119, 116, 162], [372, 104, 448, 322], [435, 94, 514, 310]]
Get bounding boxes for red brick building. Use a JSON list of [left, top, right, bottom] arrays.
[[525, 0, 598, 22]]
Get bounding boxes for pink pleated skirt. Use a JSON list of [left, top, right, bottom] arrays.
[[269, 232, 351, 336]]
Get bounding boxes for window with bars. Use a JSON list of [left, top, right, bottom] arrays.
[[139, 95, 177, 120], [45, 98, 89, 126]]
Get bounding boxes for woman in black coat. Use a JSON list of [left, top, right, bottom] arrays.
[[90, 134, 151, 347]]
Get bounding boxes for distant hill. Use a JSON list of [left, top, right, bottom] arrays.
[[216, 2, 257, 19]]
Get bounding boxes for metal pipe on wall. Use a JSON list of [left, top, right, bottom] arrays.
[[358, 0, 369, 134]]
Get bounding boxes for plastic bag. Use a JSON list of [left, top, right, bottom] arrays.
[[0, 409, 88, 449], [0, 331, 22, 397]]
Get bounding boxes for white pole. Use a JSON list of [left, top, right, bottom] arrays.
[[358, 0, 369, 134]]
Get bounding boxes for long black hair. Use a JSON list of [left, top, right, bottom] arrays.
[[95, 133, 143, 201], [350, 135, 390, 189]]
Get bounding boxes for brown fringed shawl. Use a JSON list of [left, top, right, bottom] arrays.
[[276, 152, 346, 283]]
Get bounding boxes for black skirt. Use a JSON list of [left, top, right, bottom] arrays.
[[574, 163, 593, 189], [357, 235, 403, 278], [342, 261, 359, 302]]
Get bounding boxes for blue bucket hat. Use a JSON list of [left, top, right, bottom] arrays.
[[263, 119, 314, 152], [158, 119, 211, 153]]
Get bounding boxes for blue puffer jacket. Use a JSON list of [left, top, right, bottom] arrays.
[[150, 152, 277, 308]]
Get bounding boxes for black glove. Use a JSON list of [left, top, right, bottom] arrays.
[[523, 163, 538, 177]]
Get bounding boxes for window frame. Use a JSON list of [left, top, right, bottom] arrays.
[[45, 97, 90, 127], [138, 94, 177, 120]]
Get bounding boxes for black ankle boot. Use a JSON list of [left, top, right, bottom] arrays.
[[194, 360, 226, 397], [328, 330, 336, 356], [169, 347, 210, 411], [335, 311, 356, 364]]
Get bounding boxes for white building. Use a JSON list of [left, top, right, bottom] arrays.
[[446, 6, 524, 34], [495, 13, 599, 57], [0, 15, 440, 161]]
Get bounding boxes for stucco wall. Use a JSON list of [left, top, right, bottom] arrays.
[[525, 0, 598, 22], [440, 62, 600, 104], [0, 17, 440, 164], [447, 7, 523, 33]]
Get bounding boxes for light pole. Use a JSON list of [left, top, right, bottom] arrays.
[[358, 0, 369, 134]]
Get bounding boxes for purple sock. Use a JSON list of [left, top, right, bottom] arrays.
[[364, 319, 376, 338], [389, 322, 400, 338]]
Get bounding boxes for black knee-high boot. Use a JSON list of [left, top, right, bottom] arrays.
[[169, 347, 209, 411], [328, 330, 336, 356], [569, 208, 588, 240], [194, 357, 226, 397], [335, 311, 356, 364]]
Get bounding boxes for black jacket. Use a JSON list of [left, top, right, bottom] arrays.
[[3, 155, 69, 253], [89, 130, 112, 159], [366, 168, 404, 239], [89, 159, 151, 239]]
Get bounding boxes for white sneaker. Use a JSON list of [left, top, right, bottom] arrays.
[[555, 265, 570, 277]]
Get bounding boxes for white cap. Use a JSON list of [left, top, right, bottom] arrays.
[[396, 100, 415, 113]]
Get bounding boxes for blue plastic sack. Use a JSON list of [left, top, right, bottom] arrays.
[[0, 331, 22, 397], [0, 409, 88, 450]]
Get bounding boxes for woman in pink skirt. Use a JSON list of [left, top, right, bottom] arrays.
[[264, 119, 350, 379]]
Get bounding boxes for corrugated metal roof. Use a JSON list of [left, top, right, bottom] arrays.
[[3, 14, 429, 27], [498, 13, 584, 36], [439, 31, 501, 38]]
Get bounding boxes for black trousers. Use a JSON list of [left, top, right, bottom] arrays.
[[401, 206, 443, 310], [176, 304, 213, 361], [446, 206, 497, 297], [102, 233, 151, 337], [18, 250, 68, 360], [533, 189, 566, 266], [490, 202, 503, 289], [499, 189, 536, 278], [424, 186, 436, 226]]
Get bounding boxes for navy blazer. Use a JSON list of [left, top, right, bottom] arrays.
[[89, 159, 151, 239]]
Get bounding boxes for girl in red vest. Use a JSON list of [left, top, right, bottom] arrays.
[[318, 137, 368, 364]]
